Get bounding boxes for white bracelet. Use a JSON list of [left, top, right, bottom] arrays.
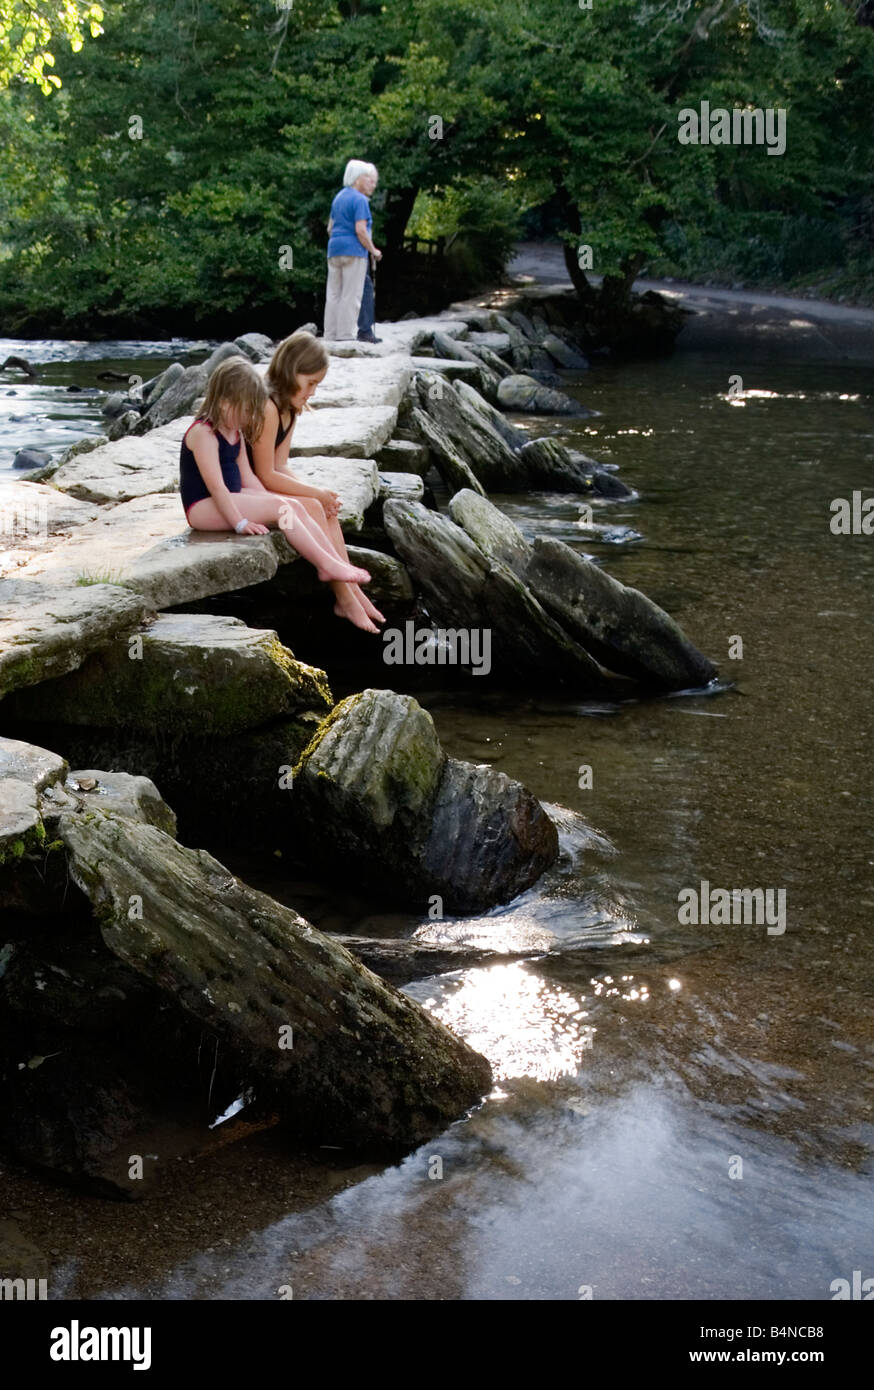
[[234, 518, 249, 534]]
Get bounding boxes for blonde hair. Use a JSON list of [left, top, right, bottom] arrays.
[[200, 356, 267, 439], [266, 332, 329, 415]]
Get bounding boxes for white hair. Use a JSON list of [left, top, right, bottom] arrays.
[[343, 159, 378, 187]]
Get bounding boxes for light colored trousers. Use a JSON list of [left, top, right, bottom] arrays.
[[324, 255, 368, 340]]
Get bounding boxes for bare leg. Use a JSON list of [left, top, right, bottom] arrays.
[[187, 495, 371, 586], [292, 497, 386, 625], [270, 498, 379, 629]]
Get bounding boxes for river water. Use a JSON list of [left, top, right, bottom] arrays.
[[0, 340, 207, 470], [2, 296, 874, 1301]]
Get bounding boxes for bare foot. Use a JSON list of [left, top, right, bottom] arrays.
[[316, 559, 372, 585], [334, 592, 379, 633], [353, 586, 385, 623]]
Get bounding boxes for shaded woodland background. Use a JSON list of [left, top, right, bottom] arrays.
[[1, 0, 872, 336]]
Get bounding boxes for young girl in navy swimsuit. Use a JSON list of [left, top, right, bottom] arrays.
[[246, 331, 385, 634], [179, 356, 372, 594]]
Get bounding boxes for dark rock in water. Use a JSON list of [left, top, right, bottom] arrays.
[[292, 687, 445, 895], [141, 361, 185, 405], [57, 807, 493, 1151], [415, 373, 528, 492], [541, 332, 590, 371], [6, 389, 16, 396], [509, 309, 539, 341], [409, 404, 486, 498], [454, 380, 529, 451], [526, 536, 718, 689], [465, 341, 514, 381], [431, 330, 500, 399], [383, 498, 608, 690], [1, 356, 38, 377], [422, 757, 558, 914], [234, 332, 274, 362], [12, 448, 52, 471], [133, 362, 209, 433], [497, 373, 594, 417], [527, 367, 564, 389], [100, 392, 130, 420], [292, 687, 559, 911], [106, 410, 140, 441], [520, 437, 632, 497], [448, 490, 717, 691], [333, 934, 534, 986]]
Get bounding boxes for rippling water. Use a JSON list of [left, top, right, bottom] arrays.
[[0, 339, 210, 467]]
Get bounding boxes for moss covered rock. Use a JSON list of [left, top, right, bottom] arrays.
[[292, 688, 559, 911], [57, 807, 493, 1151], [2, 614, 332, 736]]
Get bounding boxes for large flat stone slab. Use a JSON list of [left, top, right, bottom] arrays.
[[410, 356, 483, 381], [47, 399, 394, 508], [326, 317, 469, 356], [290, 405, 397, 458], [0, 479, 99, 533], [50, 418, 188, 505], [0, 579, 149, 699], [19, 495, 285, 611], [305, 354, 412, 409], [18, 451, 380, 609], [0, 480, 100, 576]]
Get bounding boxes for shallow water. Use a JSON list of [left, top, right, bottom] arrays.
[[0, 339, 209, 468], [2, 314, 874, 1301]]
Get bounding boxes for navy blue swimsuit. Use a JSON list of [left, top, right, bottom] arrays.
[[180, 419, 244, 516]]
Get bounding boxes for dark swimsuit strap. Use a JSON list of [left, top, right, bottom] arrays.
[[186, 417, 240, 447]]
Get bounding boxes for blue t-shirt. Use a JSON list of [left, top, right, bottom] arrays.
[[327, 187, 371, 258]]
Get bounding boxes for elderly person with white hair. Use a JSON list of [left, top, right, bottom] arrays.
[[323, 160, 382, 341]]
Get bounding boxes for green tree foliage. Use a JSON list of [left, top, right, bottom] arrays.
[[0, 0, 104, 91], [0, 0, 871, 333]]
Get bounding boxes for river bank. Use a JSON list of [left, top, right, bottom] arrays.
[[1, 273, 872, 1300]]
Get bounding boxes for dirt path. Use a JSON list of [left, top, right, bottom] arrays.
[[507, 240, 874, 363]]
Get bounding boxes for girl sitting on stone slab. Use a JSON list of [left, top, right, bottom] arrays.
[[179, 356, 374, 604], [246, 331, 385, 634]]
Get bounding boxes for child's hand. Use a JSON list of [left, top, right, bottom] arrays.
[[241, 521, 270, 535], [318, 489, 342, 517]]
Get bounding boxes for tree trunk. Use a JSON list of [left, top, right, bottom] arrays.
[[382, 185, 419, 255]]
